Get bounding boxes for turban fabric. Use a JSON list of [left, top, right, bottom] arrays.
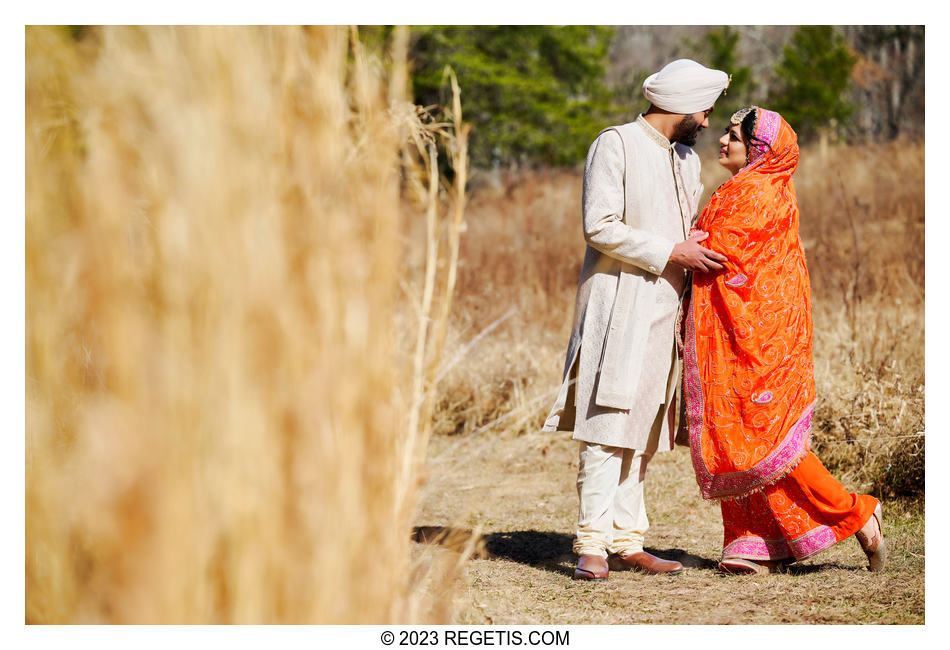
[[642, 59, 730, 114]]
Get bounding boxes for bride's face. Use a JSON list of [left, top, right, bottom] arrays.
[[718, 124, 748, 175]]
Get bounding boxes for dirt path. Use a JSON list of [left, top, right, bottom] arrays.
[[413, 428, 924, 624]]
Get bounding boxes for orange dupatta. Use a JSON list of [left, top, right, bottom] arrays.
[[683, 109, 816, 501]]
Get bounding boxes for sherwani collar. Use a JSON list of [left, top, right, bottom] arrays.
[[636, 114, 672, 151]]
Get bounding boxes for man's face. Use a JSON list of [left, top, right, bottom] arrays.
[[671, 108, 713, 146]]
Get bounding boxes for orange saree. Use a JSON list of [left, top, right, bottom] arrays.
[[682, 108, 877, 561]]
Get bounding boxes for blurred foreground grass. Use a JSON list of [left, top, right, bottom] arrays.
[[26, 25, 468, 623]]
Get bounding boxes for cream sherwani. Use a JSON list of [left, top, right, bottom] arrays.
[[544, 115, 703, 558], [543, 115, 702, 450]]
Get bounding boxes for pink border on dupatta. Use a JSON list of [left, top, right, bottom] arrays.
[[723, 535, 792, 561], [683, 295, 814, 501], [748, 109, 781, 165]]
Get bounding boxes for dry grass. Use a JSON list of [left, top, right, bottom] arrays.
[[415, 429, 924, 624], [26, 25, 467, 624], [794, 141, 924, 496]]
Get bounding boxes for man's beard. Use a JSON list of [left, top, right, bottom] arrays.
[[671, 115, 701, 146]]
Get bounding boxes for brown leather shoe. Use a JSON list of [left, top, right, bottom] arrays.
[[615, 551, 684, 575], [573, 554, 609, 581]]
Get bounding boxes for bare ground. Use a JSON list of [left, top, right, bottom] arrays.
[[412, 427, 925, 625]]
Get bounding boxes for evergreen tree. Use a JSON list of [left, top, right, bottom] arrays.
[[409, 26, 619, 168], [700, 26, 757, 121], [768, 26, 856, 142]]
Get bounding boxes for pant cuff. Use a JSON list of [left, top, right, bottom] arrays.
[[573, 540, 608, 559], [608, 542, 644, 557]]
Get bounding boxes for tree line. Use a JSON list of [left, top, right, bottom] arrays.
[[404, 25, 922, 169]]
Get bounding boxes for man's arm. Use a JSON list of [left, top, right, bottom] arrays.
[[671, 148, 727, 272], [670, 231, 727, 272], [582, 131, 726, 274], [581, 131, 677, 275]]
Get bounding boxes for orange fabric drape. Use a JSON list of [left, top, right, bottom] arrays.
[[720, 452, 877, 560], [683, 110, 815, 501], [682, 108, 877, 562]]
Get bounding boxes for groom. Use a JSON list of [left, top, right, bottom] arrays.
[[543, 59, 730, 580]]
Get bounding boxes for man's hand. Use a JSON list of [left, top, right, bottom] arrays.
[[669, 231, 728, 272]]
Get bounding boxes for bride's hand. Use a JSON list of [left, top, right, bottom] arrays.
[[669, 231, 728, 272]]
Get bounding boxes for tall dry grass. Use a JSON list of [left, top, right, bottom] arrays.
[[435, 139, 923, 497], [26, 26, 469, 624], [795, 141, 924, 496]]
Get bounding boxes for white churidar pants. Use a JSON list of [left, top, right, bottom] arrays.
[[573, 442, 654, 558]]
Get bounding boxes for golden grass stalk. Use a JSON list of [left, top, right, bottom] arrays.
[[27, 25, 468, 624]]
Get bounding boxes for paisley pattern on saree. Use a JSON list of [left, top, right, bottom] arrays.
[[724, 273, 748, 287], [684, 110, 817, 502]]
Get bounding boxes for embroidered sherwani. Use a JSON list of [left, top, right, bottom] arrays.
[[543, 115, 702, 452], [543, 116, 702, 559]]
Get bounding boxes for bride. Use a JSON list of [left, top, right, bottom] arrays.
[[681, 106, 886, 574]]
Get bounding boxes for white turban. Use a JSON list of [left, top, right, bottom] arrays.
[[642, 59, 730, 114]]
